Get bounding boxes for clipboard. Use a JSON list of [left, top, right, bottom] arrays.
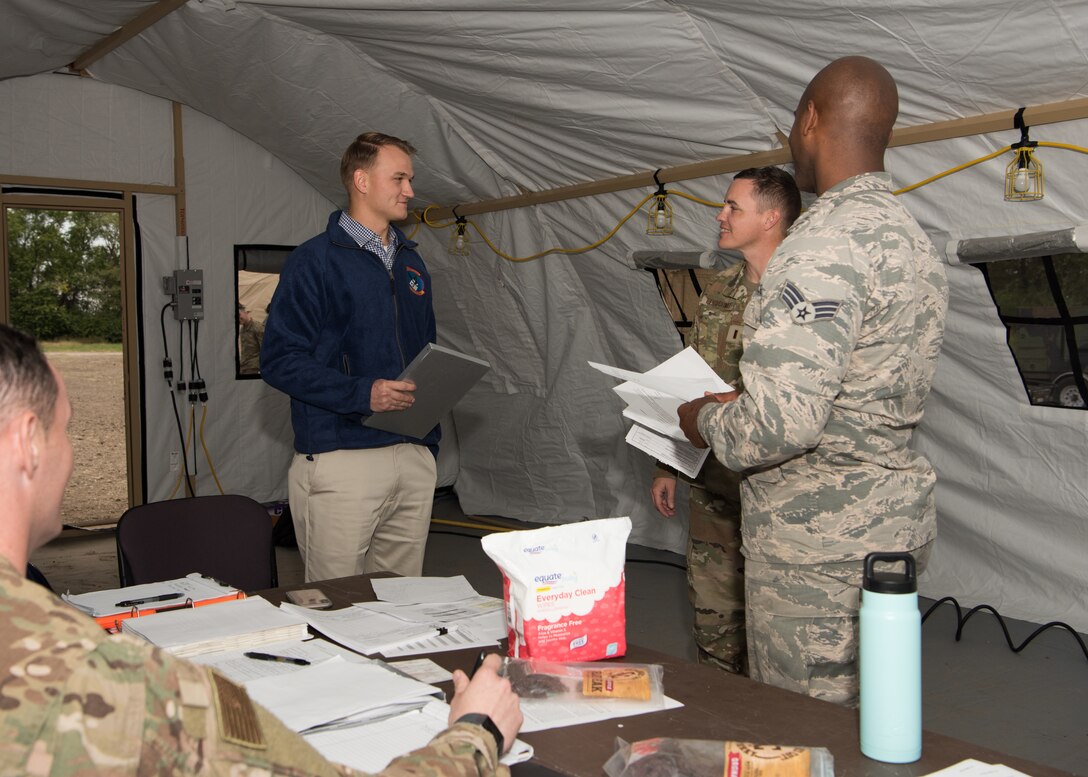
[[364, 343, 490, 438]]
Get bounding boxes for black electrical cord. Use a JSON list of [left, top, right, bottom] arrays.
[[922, 596, 1088, 663], [160, 303, 194, 497]]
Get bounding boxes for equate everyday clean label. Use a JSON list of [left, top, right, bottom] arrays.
[[482, 516, 631, 661]]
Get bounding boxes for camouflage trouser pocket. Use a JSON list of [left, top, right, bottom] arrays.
[[744, 558, 861, 706]]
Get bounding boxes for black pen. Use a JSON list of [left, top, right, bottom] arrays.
[[243, 651, 311, 666], [115, 593, 183, 608], [470, 649, 489, 678]]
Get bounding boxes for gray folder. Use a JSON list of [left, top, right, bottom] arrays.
[[363, 343, 490, 438]]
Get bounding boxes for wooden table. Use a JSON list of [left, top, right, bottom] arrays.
[[255, 575, 1075, 777]]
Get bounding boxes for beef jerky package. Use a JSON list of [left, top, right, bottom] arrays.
[[604, 738, 835, 777], [481, 516, 631, 661], [502, 657, 665, 713]]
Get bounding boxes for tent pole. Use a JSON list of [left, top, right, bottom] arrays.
[[69, 0, 190, 74], [173, 103, 186, 237], [426, 96, 1088, 221]]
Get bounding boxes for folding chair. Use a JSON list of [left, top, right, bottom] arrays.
[[116, 494, 278, 591]]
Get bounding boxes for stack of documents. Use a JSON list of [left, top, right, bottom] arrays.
[[280, 603, 442, 655], [190, 637, 372, 684], [63, 573, 244, 630], [122, 596, 309, 658], [282, 575, 505, 657], [304, 699, 534, 772], [245, 656, 443, 733], [589, 347, 732, 478]]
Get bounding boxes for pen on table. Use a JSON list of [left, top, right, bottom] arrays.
[[243, 651, 311, 666], [470, 649, 488, 678], [115, 593, 183, 608]]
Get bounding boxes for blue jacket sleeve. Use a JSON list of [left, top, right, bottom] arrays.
[[260, 247, 376, 417]]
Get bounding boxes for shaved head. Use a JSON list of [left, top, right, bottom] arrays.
[[789, 56, 900, 194], [805, 56, 898, 151]]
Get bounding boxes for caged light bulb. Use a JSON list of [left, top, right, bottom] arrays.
[[455, 232, 466, 250], [1013, 167, 1032, 194], [655, 206, 667, 229]]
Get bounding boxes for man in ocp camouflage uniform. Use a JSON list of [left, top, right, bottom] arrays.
[[679, 57, 948, 705], [0, 323, 522, 776], [650, 167, 800, 675]]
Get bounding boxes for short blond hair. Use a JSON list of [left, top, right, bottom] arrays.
[[340, 132, 417, 194]]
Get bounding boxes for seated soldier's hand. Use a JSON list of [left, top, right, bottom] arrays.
[[449, 654, 523, 754]]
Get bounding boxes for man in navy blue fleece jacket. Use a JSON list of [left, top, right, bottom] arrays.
[[262, 132, 439, 582]]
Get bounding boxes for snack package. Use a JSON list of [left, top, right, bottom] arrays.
[[481, 516, 631, 660], [604, 738, 835, 777], [503, 658, 665, 705]]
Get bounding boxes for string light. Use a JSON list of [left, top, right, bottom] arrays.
[[1004, 108, 1044, 202], [448, 215, 470, 256], [646, 169, 673, 235]]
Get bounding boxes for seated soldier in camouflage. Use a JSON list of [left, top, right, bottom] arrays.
[[649, 166, 800, 675], [0, 324, 522, 776]]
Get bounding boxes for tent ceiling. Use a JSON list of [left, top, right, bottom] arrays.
[[5, 0, 1087, 210]]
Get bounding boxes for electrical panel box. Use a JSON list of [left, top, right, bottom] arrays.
[[164, 269, 204, 321]]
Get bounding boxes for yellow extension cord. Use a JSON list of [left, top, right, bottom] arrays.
[[416, 141, 1088, 263]]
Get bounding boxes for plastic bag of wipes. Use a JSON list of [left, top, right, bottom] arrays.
[[481, 516, 632, 661]]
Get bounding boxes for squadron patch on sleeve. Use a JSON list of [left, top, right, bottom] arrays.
[[781, 280, 841, 324]]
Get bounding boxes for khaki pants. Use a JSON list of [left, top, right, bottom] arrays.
[[288, 444, 437, 582]]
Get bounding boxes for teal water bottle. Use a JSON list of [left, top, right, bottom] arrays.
[[859, 551, 921, 763]]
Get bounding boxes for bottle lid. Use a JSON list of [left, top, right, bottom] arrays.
[[863, 552, 917, 594]]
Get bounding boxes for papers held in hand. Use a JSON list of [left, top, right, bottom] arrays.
[[589, 347, 733, 479], [363, 343, 490, 439]]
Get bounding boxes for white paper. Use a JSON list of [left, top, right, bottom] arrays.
[[280, 601, 439, 655], [245, 656, 441, 733], [190, 638, 372, 683], [304, 700, 533, 773], [518, 693, 683, 733], [387, 659, 453, 684], [379, 624, 499, 658], [625, 424, 710, 479], [591, 348, 732, 467], [353, 595, 503, 624], [922, 760, 1033, 777], [616, 384, 689, 440], [371, 575, 478, 604], [590, 347, 731, 400]]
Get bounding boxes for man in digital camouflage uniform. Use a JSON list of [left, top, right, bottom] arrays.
[[0, 323, 522, 776], [679, 57, 948, 705], [649, 167, 800, 675]]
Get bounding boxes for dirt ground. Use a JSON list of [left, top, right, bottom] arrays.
[[49, 351, 129, 527]]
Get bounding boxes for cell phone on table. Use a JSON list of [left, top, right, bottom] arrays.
[[285, 588, 332, 609]]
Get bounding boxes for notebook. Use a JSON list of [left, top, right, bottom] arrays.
[[121, 596, 309, 658]]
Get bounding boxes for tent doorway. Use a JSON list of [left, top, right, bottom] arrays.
[[1, 192, 143, 525]]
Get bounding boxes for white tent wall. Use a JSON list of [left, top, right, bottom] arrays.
[[415, 201, 690, 553], [150, 100, 335, 503]]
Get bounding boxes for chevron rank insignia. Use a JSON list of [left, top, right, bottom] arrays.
[[781, 281, 841, 324]]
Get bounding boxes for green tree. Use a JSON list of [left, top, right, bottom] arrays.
[[6, 208, 122, 342]]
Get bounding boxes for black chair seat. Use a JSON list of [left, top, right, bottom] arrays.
[[116, 495, 277, 591]]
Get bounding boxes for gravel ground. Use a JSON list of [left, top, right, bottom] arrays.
[[49, 351, 129, 527]]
